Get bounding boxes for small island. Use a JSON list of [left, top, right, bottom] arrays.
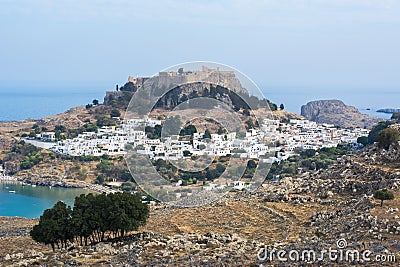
[[377, 108, 400, 114]]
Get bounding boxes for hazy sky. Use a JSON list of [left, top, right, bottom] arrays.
[[0, 0, 399, 91]]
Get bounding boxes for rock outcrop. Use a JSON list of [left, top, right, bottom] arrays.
[[301, 100, 381, 128], [377, 108, 400, 114]]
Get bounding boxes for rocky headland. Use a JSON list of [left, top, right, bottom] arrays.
[[378, 108, 400, 114], [301, 100, 381, 128]]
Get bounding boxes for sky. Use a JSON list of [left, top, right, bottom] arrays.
[[0, 0, 399, 92]]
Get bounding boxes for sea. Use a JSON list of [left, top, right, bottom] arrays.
[[0, 83, 397, 122], [0, 82, 108, 121], [0, 182, 90, 218], [0, 83, 398, 218], [264, 87, 398, 120]]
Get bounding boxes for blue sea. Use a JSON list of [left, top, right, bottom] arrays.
[[0, 83, 398, 121], [0, 82, 109, 121], [0, 182, 90, 218]]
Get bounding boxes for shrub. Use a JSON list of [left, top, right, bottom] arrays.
[[110, 109, 121, 118], [377, 128, 400, 149], [373, 189, 394, 207]]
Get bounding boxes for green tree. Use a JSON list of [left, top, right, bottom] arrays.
[[377, 128, 400, 150], [32, 124, 41, 134], [368, 121, 394, 144], [121, 181, 135, 192], [300, 149, 316, 158], [217, 127, 226, 135], [107, 193, 149, 237], [391, 112, 400, 120], [110, 109, 121, 118], [247, 160, 257, 169], [198, 144, 206, 150], [269, 102, 278, 111], [204, 129, 211, 139], [374, 189, 394, 207], [206, 168, 218, 180], [216, 163, 226, 174], [180, 124, 197, 136], [154, 125, 162, 139], [279, 103, 285, 110], [92, 99, 99, 106], [95, 174, 104, 185], [245, 119, 255, 129], [357, 136, 369, 146], [72, 194, 97, 246], [30, 201, 73, 251], [183, 150, 192, 157]]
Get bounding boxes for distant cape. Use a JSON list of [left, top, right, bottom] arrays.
[[377, 108, 400, 114], [301, 100, 381, 129]]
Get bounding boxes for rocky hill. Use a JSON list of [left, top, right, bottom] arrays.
[[301, 100, 381, 128]]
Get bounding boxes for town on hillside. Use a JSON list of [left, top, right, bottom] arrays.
[[27, 117, 369, 163]]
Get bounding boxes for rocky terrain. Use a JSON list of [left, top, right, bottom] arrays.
[[301, 100, 381, 128], [1, 141, 399, 266]]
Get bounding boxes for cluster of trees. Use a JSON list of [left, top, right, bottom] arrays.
[[20, 124, 48, 138], [10, 140, 39, 156], [20, 152, 43, 170], [179, 124, 197, 136], [95, 158, 133, 184], [3, 140, 44, 171], [377, 128, 400, 150], [85, 99, 100, 109], [119, 81, 138, 92], [27, 123, 100, 141], [68, 123, 99, 138], [152, 156, 258, 184], [145, 125, 162, 139], [245, 119, 259, 130], [357, 121, 395, 146], [152, 157, 227, 184], [95, 115, 117, 127], [30, 192, 149, 251], [267, 146, 350, 179], [357, 121, 400, 150], [106, 91, 134, 109]]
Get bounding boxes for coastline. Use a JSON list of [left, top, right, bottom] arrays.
[[0, 175, 121, 195], [0, 175, 18, 182], [0, 178, 121, 220]]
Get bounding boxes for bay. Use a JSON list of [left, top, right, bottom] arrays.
[[0, 182, 91, 218]]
